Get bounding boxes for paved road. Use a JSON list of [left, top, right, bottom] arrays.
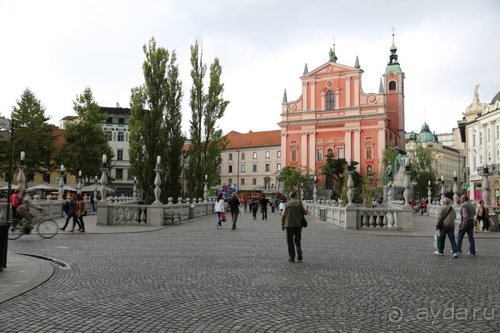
[[1, 211, 499, 332]]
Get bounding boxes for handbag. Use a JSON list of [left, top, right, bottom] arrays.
[[221, 212, 226, 222], [301, 217, 308, 228]]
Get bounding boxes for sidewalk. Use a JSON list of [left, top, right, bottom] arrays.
[[0, 213, 171, 304], [1, 212, 498, 305]]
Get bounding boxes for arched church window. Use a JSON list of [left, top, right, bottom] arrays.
[[389, 81, 396, 91], [326, 90, 334, 110], [367, 165, 373, 175]]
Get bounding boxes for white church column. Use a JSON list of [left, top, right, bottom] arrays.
[[281, 132, 287, 166], [310, 82, 316, 110], [301, 132, 308, 171], [345, 130, 352, 163], [309, 132, 316, 174], [353, 129, 361, 171], [303, 82, 308, 111], [345, 77, 351, 108]]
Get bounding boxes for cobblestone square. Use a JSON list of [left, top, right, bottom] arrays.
[[1, 212, 499, 332]]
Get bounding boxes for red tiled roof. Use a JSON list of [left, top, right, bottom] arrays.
[[224, 130, 281, 149], [52, 126, 64, 147]]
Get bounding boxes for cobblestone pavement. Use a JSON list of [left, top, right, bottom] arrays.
[[1, 211, 499, 332]]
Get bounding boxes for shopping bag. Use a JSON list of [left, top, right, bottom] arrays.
[[434, 230, 443, 250], [221, 212, 226, 222]]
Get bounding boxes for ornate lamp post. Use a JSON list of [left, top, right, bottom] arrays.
[[100, 154, 108, 202], [153, 155, 162, 204], [427, 180, 432, 205], [403, 158, 411, 206], [482, 164, 490, 208], [59, 164, 65, 200], [203, 174, 208, 203], [453, 171, 459, 206], [346, 159, 354, 205], [77, 170, 82, 194], [133, 176, 137, 200], [440, 175, 445, 204], [17, 151, 26, 195], [313, 175, 318, 203], [94, 176, 98, 203]]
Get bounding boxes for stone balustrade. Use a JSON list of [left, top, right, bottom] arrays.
[[96, 198, 214, 226], [304, 201, 413, 231]]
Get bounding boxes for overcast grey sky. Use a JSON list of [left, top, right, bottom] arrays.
[[1, 0, 498, 136]]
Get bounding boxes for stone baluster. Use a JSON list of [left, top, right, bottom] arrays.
[[133, 176, 137, 201], [177, 197, 183, 204], [167, 197, 174, 205], [387, 181, 393, 202], [198, 198, 203, 204], [203, 174, 208, 203]]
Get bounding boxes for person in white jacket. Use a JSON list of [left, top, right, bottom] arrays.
[[214, 193, 225, 230]]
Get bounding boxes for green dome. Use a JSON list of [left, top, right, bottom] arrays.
[[417, 123, 437, 143]]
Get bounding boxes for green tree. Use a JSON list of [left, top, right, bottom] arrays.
[[163, 49, 184, 200], [129, 38, 172, 204], [277, 166, 303, 194], [320, 151, 347, 198], [408, 143, 435, 200], [11, 88, 56, 177], [186, 40, 229, 198], [59, 88, 113, 184]]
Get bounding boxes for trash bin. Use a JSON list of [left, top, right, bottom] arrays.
[[0, 221, 12, 271], [319, 208, 326, 221], [189, 205, 195, 220]]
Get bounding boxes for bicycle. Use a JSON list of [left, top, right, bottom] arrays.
[[8, 212, 59, 240]]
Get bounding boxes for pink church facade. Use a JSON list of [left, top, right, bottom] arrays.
[[279, 40, 405, 186]]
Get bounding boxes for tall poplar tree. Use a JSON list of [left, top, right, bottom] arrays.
[[186, 40, 229, 198], [11, 88, 56, 177], [59, 87, 112, 183], [129, 37, 183, 203], [164, 50, 184, 200]]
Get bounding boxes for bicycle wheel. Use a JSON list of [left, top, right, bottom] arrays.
[[8, 223, 23, 240], [36, 218, 59, 239]]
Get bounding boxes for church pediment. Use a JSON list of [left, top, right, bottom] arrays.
[[303, 61, 359, 78]]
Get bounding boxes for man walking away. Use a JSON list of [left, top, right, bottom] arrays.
[[281, 191, 308, 262], [457, 195, 476, 256], [434, 198, 459, 258], [228, 193, 240, 230], [260, 195, 269, 220]]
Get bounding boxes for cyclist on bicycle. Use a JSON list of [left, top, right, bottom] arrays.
[[16, 190, 44, 233]]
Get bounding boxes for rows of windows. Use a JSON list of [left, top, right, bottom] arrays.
[[228, 150, 281, 160], [291, 146, 374, 163], [106, 131, 127, 142], [227, 163, 281, 173]]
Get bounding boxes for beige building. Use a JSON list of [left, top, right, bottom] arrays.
[[219, 130, 281, 192], [406, 123, 463, 192], [458, 86, 500, 205]]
